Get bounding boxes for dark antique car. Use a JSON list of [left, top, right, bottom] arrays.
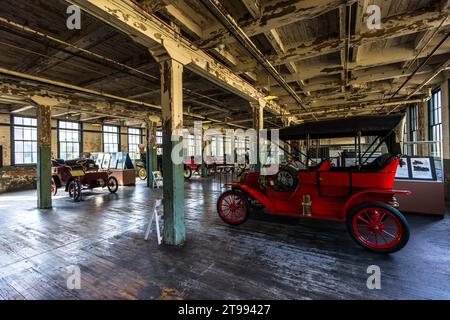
[[51, 158, 118, 201], [217, 114, 411, 254]]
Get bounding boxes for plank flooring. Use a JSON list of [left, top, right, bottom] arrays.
[[0, 176, 449, 300]]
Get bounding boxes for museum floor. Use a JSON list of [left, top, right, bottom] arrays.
[[0, 176, 449, 300]]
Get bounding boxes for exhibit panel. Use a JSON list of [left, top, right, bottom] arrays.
[[394, 141, 446, 215], [90, 152, 136, 186]]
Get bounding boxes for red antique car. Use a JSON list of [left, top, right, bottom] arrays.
[[51, 158, 118, 201], [217, 114, 411, 254]]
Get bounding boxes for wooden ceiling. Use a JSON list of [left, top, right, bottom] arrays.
[[0, 0, 449, 128]]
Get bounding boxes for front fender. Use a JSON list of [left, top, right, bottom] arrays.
[[223, 183, 276, 212], [342, 189, 411, 220]]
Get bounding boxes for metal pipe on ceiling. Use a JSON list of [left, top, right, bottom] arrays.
[[0, 67, 248, 127], [388, 58, 450, 114], [0, 16, 245, 121], [198, 0, 316, 120], [382, 33, 450, 109]]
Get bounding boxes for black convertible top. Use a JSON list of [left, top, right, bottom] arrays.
[[279, 113, 405, 140]]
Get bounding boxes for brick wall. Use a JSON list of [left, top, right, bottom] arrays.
[[0, 166, 36, 193], [0, 114, 11, 166]]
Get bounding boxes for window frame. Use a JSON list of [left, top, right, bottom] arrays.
[[428, 89, 442, 158], [127, 127, 142, 160], [11, 115, 38, 166], [57, 120, 82, 160], [102, 125, 121, 153], [428, 89, 442, 141]]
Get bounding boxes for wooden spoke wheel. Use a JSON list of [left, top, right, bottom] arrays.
[[184, 166, 192, 179], [107, 176, 119, 193], [347, 202, 409, 254], [138, 168, 147, 180], [217, 190, 249, 225], [275, 167, 298, 192], [51, 178, 57, 196], [68, 180, 82, 202]]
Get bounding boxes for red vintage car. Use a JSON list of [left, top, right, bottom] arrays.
[[51, 158, 118, 201], [217, 114, 411, 254]]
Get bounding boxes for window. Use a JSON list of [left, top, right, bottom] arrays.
[[58, 121, 81, 160], [187, 135, 195, 156], [428, 90, 442, 157], [103, 125, 120, 153], [12, 116, 37, 165], [217, 136, 224, 158], [156, 130, 162, 155], [224, 136, 232, 158], [128, 128, 142, 160], [409, 105, 418, 155]]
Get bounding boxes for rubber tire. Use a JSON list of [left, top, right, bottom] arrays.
[[51, 178, 57, 196], [217, 190, 250, 226], [184, 166, 192, 180], [138, 168, 147, 180], [68, 180, 82, 202], [107, 176, 119, 193], [346, 201, 410, 254], [275, 166, 298, 192]]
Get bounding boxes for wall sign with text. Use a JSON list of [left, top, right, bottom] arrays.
[[395, 156, 437, 181]]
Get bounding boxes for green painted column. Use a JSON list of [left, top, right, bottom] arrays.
[[37, 104, 52, 209], [146, 121, 157, 188], [160, 58, 185, 246]]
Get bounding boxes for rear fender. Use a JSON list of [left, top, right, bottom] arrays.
[[343, 189, 411, 220], [224, 183, 276, 212]]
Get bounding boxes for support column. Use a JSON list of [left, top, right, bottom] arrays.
[[146, 120, 157, 188], [251, 100, 264, 171], [440, 79, 450, 199], [160, 58, 185, 246], [201, 127, 209, 177], [36, 104, 52, 209]]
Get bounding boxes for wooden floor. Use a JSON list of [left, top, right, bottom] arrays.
[[0, 176, 449, 300]]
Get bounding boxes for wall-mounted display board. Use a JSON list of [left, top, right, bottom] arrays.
[[395, 156, 437, 181]]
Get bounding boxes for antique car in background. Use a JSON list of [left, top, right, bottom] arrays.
[[51, 158, 118, 201], [217, 114, 411, 254]]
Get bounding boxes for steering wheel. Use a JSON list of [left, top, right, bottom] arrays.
[[76, 159, 87, 167]]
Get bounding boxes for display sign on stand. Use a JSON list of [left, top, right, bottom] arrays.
[[395, 157, 410, 179], [395, 156, 437, 181]]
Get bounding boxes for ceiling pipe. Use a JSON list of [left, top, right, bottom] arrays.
[[199, 0, 316, 120], [286, 98, 426, 118], [0, 67, 249, 128], [0, 16, 245, 120], [381, 33, 450, 111], [389, 58, 450, 114]]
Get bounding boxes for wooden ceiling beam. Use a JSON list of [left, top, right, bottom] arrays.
[[68, 0, 294, 120], [351, 0, 369, 63], [16, 25, 116, 75], [198, 0, 344, 50], [241, 6, 450, 70], [163, 0, 256, 80], [263, 45, 450, 85]]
